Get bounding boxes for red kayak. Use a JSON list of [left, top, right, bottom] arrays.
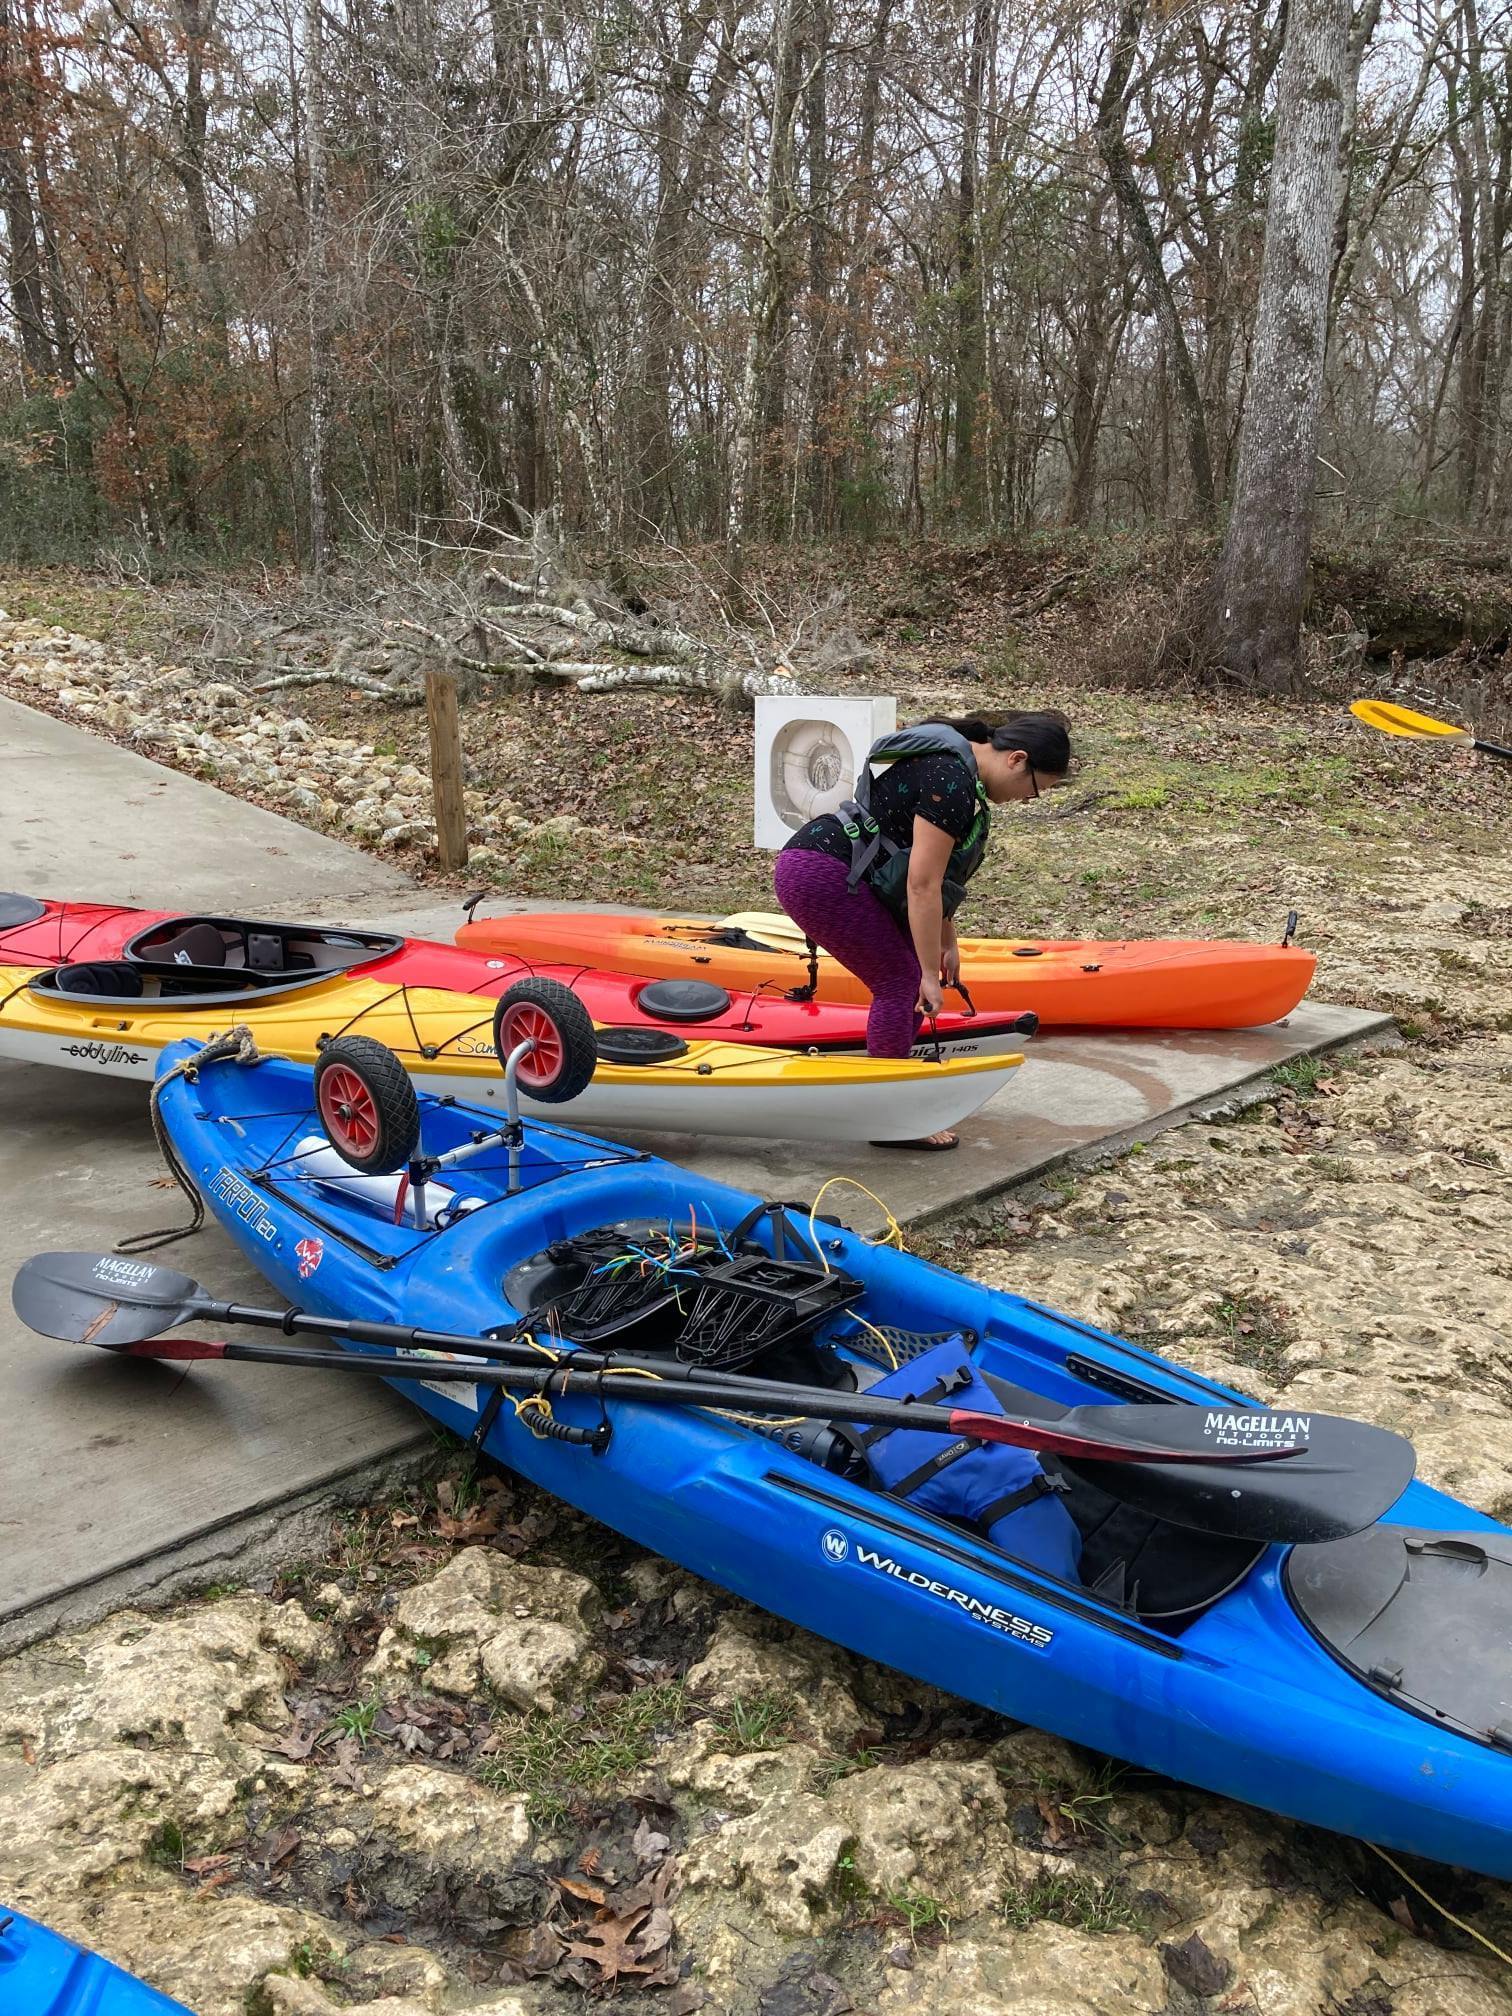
[[0, 894, 1034, 1061]]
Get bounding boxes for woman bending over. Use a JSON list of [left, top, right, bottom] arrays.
[[772, 710, 1072, 1148]]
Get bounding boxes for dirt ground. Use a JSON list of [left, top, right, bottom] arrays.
[[2, 558, 1511, 2014]]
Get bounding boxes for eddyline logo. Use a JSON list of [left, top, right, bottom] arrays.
[[819, 1528, 1053, 1649], [63, 1041, 148, 1067]]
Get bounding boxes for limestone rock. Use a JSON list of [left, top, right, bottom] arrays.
[[685, 1611, 866, 1749], [683, 1757, 1008, 1935], [878, 1928, 1166, 2014], [0, 1595, 331, 1761], [46, 1892, 345, 2016], [362, 1548, 600, 1709]]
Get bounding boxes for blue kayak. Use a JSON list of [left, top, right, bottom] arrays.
[[132, 1041, 1512, 1877], [0, 1909, 190, 2013]]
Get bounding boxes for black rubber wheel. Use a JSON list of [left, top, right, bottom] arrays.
[[597, 1025, 690, 1066], [314, 1035, 421, 1173], [492, 978, 597, 1104]]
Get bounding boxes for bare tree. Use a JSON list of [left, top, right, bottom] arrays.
[[1204, 0, 1354, 691]]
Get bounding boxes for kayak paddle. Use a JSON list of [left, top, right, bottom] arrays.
[[14, 1250, 1296, 1467], [1350, 698, 1512, 761], [14, 1252, 1415, 1540]]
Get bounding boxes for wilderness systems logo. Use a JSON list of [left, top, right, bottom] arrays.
[[820, 1532, 1054, 1649], [63, 1040, 149, 1067], [208, 1166, 278, 1244], [295, 1237, 324, 1279]]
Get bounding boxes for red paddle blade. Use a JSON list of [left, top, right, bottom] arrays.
[[118, 1337, 229, 1360], [947, 1410, 1304, 1467]]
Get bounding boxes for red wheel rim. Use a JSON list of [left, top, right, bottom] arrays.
[[319, 1064, 381, 1156], [500, 1002, 564, 1090]]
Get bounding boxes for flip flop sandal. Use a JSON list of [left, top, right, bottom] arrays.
[[870, 1133, 959, 1153]]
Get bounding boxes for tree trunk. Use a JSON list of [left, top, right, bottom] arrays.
[[1204, 0, 1351, 692], [1095, 0, 1215, 516], [1063, 192, 1114, 525], [726, 0, 803, 582], [952, 0, 989, 516], [302, 0, 329, 573], [0, 0, 52, 384]]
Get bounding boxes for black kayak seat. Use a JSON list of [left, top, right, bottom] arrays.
[[51, 960, 144, 998], [635, 978, 733, 1022], [151, 921, 228, 968]]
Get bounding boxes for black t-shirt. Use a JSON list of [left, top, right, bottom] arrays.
[[784, 752, 982, 862]]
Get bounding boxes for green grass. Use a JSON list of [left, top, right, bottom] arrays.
[[812, 1747, 882, 1792], [887, 1885, 953, 1940], [479, 1681, 688, 1826], [709, 1690, 794, 1753], [328, 1695, 380, 1746], [1001, 1872, 1147, 1935], [1269, 1054, 1327, 1098]]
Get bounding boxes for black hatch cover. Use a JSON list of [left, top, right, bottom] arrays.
[[0, 893, 45, 926], [1286, 1525, 1512, 1751], [636, 979, 733, 1022]]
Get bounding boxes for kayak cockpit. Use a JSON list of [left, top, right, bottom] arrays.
[[123, 913, 400, 978], [29, 959, 344, 1008], [500, 1209, 1269, 1632]]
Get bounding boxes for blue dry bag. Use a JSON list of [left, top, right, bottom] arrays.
[[852, 1338, 1082, 1582]]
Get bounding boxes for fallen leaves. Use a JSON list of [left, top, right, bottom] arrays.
[[501, 1836, 684, 1993]]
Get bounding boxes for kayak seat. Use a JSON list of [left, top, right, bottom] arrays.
[[1048, 1468, 1265, 1628], [50, 959, 145, 998], [151, 921, 228, 967], [125, 915, 395, 978], [38, 960, 269, 1005]]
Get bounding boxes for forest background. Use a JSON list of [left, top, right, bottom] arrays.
[[0, 0, 1509, 705]]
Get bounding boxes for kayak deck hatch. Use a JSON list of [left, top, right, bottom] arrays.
[[1287, 1527, 1512, 1754]]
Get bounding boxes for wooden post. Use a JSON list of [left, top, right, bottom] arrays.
[[424, 666, 469, 872]]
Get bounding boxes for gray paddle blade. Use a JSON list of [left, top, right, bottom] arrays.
[[11, 1251, 204, 1347], [1063, 1403, 1416, 1544]]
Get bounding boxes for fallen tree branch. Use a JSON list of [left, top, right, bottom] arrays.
[[250, 668, 422, 703]]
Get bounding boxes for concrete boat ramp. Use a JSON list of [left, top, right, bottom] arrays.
[[0, 697, 1391, 1650]]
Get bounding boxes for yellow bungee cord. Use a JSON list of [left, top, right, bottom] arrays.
[[807, 1175, 907, 1369]]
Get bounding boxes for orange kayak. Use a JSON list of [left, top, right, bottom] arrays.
[[456, 909, 1317, 1030]]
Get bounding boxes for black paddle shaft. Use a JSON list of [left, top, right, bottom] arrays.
[[12, 1250, 1418, 1537]]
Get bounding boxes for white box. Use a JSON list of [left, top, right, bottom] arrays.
[[753, 694, 897, 849]]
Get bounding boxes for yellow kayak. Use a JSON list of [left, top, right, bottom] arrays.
[[0, 960, 1024, 1143]]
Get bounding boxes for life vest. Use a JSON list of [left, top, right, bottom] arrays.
[[837, 726, 992, 922], [849, 1338, 1082, 1581]]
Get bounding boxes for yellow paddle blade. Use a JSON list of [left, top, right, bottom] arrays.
[[1350, 699, 1472, 743], [717, 910, 812, 950]]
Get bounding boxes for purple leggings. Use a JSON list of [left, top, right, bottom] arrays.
[[773, 848, 922, 1058]]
